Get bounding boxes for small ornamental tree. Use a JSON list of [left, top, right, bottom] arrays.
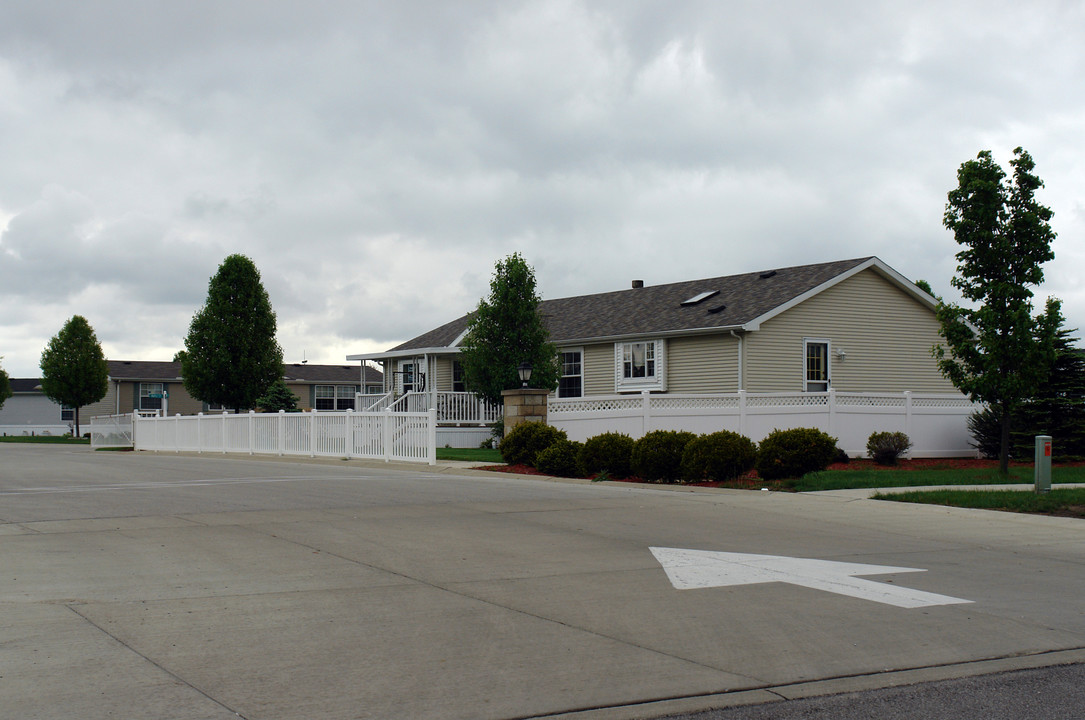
[[0, 358, 12, 410], [255, 379, 300, 412], [181, 255, 284, 413], [39, 315, 109, 436], [934, 148, 1062, 475], [458, 253, 559, 406]]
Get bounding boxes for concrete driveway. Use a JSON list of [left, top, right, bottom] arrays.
[[1, 444, 1082, 719]]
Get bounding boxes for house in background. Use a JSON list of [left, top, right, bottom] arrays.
[[350, 257, 958, 399], [80, 361, 383, 422], [0, 379, 71, 436], [348, 257, 975, 454]]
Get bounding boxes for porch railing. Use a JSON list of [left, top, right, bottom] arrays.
[[384, 391, 502, 425]]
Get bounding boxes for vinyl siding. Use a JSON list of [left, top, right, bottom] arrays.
[[583, 343, 614, 396], [667, 334, 740, 393], [579, 335, 740, 395], [745, 268, 957, 393]]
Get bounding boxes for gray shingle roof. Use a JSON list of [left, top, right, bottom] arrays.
[[392, 257, 874, 351], [9, 378, 44, 393], [105, 361, 381, 384]]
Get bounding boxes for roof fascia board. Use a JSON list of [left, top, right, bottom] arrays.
[[740, 257, 930, 331], [347, 347, 462, 362], [554, 324, 747, 346]]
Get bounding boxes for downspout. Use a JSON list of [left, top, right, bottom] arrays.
[[730, 330, 744, 391]]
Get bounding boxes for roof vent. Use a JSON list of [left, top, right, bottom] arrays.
[[706, 304, 727, 314], [681, 290, 719, 306], [759, 270, 777, 279], [632, 280, 644, 289]]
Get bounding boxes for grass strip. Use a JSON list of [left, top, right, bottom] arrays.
[[0, 435, 89, 444], [872, 487, 1085, 518], [792, 465, 1085, 492], [435, 447, 504, 463]]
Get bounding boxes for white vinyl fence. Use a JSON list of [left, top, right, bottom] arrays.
[[133, 409, 437, 464], [549, 391, 982, 458], [89, 413, 134, 449]]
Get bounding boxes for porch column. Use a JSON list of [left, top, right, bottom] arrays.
[[501, 388, 550, 436]]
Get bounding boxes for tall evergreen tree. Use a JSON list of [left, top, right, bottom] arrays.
[[181, 254, 283, 412], [459, 253, 559, 406], [1011, 329, 1085, 457], [934, 147, 1062, 474], [39, 315, 109, 436]]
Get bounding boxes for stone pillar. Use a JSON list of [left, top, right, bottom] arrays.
[[501, 388, 550, 437]]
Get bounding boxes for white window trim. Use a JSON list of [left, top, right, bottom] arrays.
[[557, 347, 584, 398], [614, 339, 666, 393], [803, 337, 831, 392]]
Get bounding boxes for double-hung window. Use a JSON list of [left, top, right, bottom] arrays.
[[139, 383, 164, 411], [614, 339, 666, 392], [557, 349, 583, 398], [315, 385, 359, 410], [804, 338, 830, 392]]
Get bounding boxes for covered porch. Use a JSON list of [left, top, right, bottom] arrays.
[[349, 348, 502, 448]]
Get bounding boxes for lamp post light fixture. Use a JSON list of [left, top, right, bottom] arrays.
[[517, 362, 533, 388]]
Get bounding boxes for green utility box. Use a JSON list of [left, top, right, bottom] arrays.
[[1034, 435, 1052, 493]]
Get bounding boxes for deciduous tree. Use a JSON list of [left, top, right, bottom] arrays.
[[0, 358, 12, 410], [39, 315, 109, 436], [181, 254, 283, 412], [934, 148, 1061, 474], [459, 253, 559, 406]]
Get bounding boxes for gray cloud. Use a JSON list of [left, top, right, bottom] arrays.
[[1, 0, 1082, 376]]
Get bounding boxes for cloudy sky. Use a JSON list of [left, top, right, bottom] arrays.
[[2, 1, 1083, 377]]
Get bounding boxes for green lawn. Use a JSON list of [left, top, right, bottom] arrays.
[[873, 487, 1085, 519], [0, 435, 89, 444], [436, 447, 504, 463], [790, 465, 1085, 492]]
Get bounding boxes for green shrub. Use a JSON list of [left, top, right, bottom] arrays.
[[680, 430, 758, 481], [866, 431, 913, 465], [631, 430, 697, 482], [498, 421, 567, 467], [833, 446, 850, 464], [535, 440, 584, 477], [755, 427, 838, 480], [578, 432, 635, 478]]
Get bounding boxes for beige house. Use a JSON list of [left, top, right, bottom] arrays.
[[350, 257, 957, 399], [82, 361, 383, 422]]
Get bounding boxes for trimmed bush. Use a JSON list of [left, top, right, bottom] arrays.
[[535, 440, 584, 477], [755, 427, 838, 480], [631, 430, 697, 482], [867, 431, 912, 465], [680, 431, 758, 482], [498, 421, 567, 467], [578, 432, 635, 478]]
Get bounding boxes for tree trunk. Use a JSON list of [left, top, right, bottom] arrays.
[[999, 404, 1011, 476], [74, 405, 81, 439]]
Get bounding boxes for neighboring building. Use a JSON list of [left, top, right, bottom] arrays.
[[349, 257, 958, 398], [80, 361, 384, 420], [0, 379, 71, 436]]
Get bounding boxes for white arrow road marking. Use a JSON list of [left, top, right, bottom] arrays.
[[650, 548, 973, 608]]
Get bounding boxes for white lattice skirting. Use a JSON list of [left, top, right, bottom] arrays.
[[549, 390, 982, 458]]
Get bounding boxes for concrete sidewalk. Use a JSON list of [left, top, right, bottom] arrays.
[[807, 482, 1085, 500]]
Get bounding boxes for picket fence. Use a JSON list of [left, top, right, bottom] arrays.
[[131, 408, 437, 464], [548, 390, 982, 458]]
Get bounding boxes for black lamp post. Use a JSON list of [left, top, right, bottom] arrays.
[[517, 362, 532, 388]]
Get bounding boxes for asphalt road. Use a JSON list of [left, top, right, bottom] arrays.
[[1, 444, 1082, 719]]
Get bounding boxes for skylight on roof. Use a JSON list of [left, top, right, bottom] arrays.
[[681, 290, 719, 306]]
